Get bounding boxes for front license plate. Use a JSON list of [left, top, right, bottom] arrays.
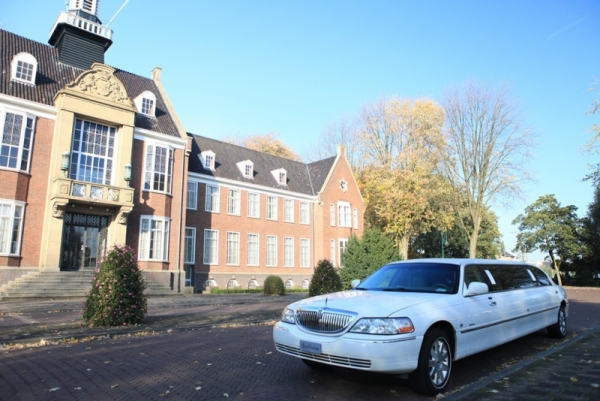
[[300, 340, 322, 354]]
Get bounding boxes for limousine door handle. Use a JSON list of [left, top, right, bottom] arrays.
[[489, 301, 497, 306]]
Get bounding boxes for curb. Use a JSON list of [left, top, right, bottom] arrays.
[[443, 325, 600, 400]]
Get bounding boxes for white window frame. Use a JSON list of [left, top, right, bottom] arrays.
[[283, 199, 294, 223], [300, 238, 310, 268], [184, 227, 196, 264], [339, 238, 348, 267], [187, 181, 198, 210], [143, 143, 174, 193], [338, 201, 351, 227], [353, 208, 358, 229], [227, 189, 241, 215], [271, 168, 287, 185], [134, 90, 157, 117], [300, 202, 309, 225], [330, 203, 335, 226], [247, 192, 260, 218], [266, 235, 277, 267], [70, 118, 116, 185], [0, 109, 35, 173], [330, 239, 336, 266], [236, 160, 254, 178], [11, 53, 37, 85], [226, 231, 240, 265], [139, 216, 170, 261], [200, 150, 215, 170], [203, 229, 219, 265], [267, 196, 278, 220], [247, 233, 259, 266], [205, 185, 220, 213], [284, 237, 294, 267], [0, 199, 25, 256]]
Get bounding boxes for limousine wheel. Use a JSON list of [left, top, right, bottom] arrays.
[[409, 328, 452, 395], [547, 305, 567, 338]]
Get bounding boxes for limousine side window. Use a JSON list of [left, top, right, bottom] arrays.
[[531, 267, 552, 286], [482, 265, 536, 291], [464, 265, 486, 289]]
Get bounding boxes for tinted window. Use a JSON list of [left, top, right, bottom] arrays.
[[531, 267, 552, 286], [482, 265, 536, 291]]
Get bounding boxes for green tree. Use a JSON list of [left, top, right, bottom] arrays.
[[339, 229, 398, 289], [411, 208, 502, 259], [512, 195, 582, 285], [309, 259, 342, 296], [570, 185, 600, 285], [83, 245, 147, 327], [441, 81, 535, 258]]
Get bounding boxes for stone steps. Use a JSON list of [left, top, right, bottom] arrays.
[[0, 271, 178, 300]]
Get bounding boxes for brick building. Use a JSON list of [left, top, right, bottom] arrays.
[[0, 1, 363, 295]]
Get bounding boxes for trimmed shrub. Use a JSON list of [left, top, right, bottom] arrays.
[[309, 259, 342, 297], [339, 229, 398, 289], [83, 244, 147, 327], [263, 275, 285, 296]]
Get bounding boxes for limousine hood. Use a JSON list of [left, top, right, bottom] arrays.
[[289, 290, 443, 318]]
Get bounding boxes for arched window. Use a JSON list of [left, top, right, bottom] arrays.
[[285, 279, 294, 289], [134, 91, 157, 117], [248, 279, 259, 289], [227, 279, 239, 289], [11, 53, 37, 85], [301, 279, 309, 290], [204, 279, 218, 288]]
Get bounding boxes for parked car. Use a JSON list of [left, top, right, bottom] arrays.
[[273, 259, 568, 395]]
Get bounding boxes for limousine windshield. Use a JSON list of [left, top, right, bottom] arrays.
[[357, 262, 460, 294]]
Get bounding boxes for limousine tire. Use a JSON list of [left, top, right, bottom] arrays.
[[409, 328, 452, 395], [547, 305, 567, 339]]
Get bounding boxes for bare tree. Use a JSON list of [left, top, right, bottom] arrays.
[[441, 81, 536, 258], [308, 117, 364, 170]]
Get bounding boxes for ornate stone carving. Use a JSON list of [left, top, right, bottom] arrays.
[[52, 200, 68, 218], [117, 207, 133, 225], [67, 65, 131, 105]]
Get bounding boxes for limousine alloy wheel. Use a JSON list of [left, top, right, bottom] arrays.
[[547, 305, 567, 339], [409, 328, 452, 395]]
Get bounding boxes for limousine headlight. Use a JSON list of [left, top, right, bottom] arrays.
[[349, 317, 414, 334], [281, 308, 296, 324]]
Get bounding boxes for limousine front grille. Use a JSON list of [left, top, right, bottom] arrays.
[[275, 342, 371, 369], [295, 308, 356, 333]]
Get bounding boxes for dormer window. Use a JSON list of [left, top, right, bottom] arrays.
[[134, 91, 157, 117], [236, 160, 254, 178], [11, 53, 37, 85], [271, 168, 287, 186], [200, 150, 216, 170]]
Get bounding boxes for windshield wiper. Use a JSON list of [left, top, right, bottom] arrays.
[[382, 287, 409, 292], [355, 287, 368, 290]]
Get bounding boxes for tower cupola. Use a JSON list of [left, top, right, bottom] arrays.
[[49, 0, 113, 70]]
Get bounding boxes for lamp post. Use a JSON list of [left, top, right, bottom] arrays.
[[441, 231, 448, 258]]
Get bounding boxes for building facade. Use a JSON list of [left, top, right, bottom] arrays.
[[0, 1, 363, 294]]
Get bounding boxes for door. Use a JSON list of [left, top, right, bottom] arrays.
[[60, 213, 109, 271]]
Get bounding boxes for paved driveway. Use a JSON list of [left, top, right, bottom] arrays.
[[0, 288, 598, 400]]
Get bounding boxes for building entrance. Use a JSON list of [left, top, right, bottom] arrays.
[[60, 213, 109, 271]]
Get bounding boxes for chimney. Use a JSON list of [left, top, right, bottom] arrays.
[[48, 0, 113, 70]]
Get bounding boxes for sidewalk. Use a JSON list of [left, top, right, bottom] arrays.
[[0, 293, 306, 346], [445, 326, 600, 400]]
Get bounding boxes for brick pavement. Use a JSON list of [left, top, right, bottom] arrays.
[[1, 290, 600, 400]]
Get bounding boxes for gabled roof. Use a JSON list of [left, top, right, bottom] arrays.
[[188, 134, 336, 196], [0, 29, 180, 137]]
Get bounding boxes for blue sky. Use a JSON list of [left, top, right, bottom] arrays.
[[1, 0, 599, 261]]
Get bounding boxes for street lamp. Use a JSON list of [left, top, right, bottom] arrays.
[[60, 151, 70, 177], [441, 231, 448, 258], [124, 163, 132, 187]]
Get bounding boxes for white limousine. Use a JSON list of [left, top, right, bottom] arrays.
[[273, 259, 568, 395]]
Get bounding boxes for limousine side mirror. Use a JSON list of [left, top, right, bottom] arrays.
[[351, 279, 361, 289], [465, 281, 489, 296]]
